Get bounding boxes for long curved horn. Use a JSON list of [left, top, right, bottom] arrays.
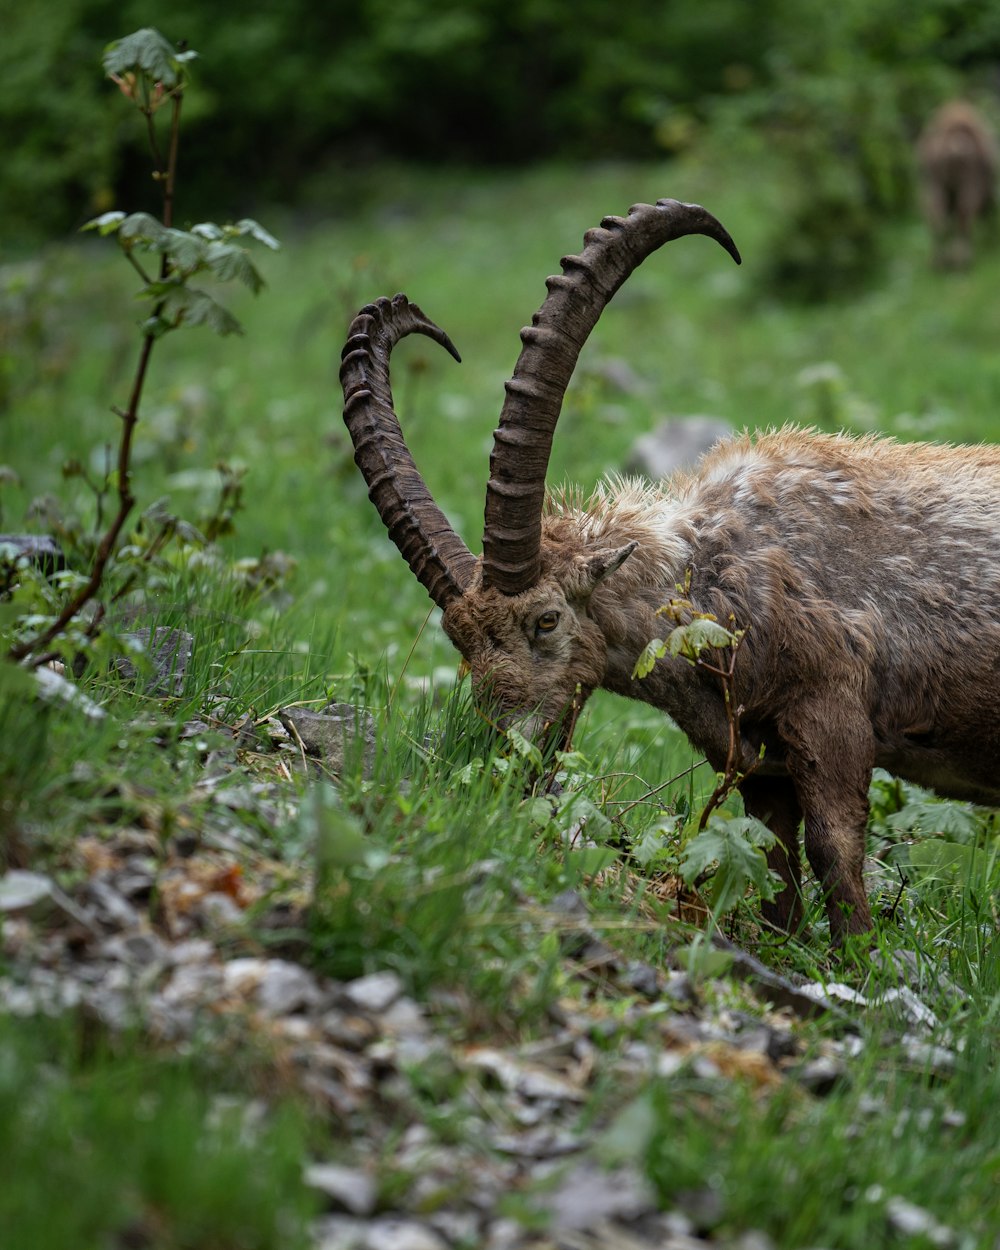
[[341, 294, 477, 609], [481, 199, 741, 595]]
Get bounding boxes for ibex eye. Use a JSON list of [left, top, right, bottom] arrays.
[[536, 611, 560, 635]]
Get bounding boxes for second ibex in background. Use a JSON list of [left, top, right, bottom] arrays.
[[341, 199, 1000, 947], [917, 99, 998, 268]]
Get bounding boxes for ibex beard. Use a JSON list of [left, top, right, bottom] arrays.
[[341, 198, 1000, 950]]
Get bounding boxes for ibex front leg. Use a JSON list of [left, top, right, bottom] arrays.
[[781, 701, 875, 946]]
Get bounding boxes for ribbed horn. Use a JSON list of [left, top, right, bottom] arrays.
[[481, 199, 741, 595], [340, 294, 476, 609]]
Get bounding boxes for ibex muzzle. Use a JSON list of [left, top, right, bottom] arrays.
[[341, 198, 1000, 947]]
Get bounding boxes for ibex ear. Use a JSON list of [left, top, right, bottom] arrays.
[[585, 541, 638, 588]]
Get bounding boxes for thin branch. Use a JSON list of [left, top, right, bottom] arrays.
[[124, 250, 154, 285], [612, 757, 711, 817], [8, 89, 184, 665], [697, 632, 758, 830], [162, 94, 182, 230], [9, 330, 156, 662], [880, 865, 910, 923], [144, 106, 165, 174]]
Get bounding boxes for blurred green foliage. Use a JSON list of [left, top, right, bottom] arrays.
[[4, 0, 1000, 250], [717, 1, 964, 299]]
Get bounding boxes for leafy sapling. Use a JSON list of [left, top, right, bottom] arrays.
[[6, 28, 278, 667], [633, 583, 779, 924], [633, 578, 760, 826]]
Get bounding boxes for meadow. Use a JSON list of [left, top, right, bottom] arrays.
[[2, 156, 1000, 1248]]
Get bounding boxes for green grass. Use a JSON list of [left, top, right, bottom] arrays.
[[634, 1029, 1000, 1246], [3, 156, 1000, 1246], [0, 1016, 317, 1250], [7, 156, 1000, 709]]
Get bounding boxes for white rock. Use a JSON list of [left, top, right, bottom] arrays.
[[0, 871, 55, 914], [304, 1163, 377, 1216], [625, 415, 733, 480], [343, 971, 404, 1014], [875, 986, 939, 1030], [161, 962, 224, 1006], [258, 960, 323, 1014], [169, 938, 216, 965], [0, 870, 98, 933], [34, 665, 106, 719], [223, 957, 322, 1014], [197, 892, 246, 931], [363, 1219, 447, 1250], [542, 1160, 656, 1230], [885, 1196, 956, 1246], [312, 1214, 366, 1250], [378, 996, 427, 1036]]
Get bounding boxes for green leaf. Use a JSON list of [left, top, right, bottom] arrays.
[[556, 791, 613, 843], [631, 637, 667, 680], [886, 799, 980, 844], [312, 804, 372, 873], [454, 758, 484, 786], [160, 287, 244, 336], [505, 727, 543, 771], [908, 840, 997, 899], [230, 218, 281, 250], [684, 938, 734, 981], [205, 242, 265, 293], [908, 840, 976, 882], [103, 29, 193, 88], [631, 816, 681, 868], [118, 212, 167, 248], [523, 795, 556, 828], [0, 655, 38, 699], [667, 617, 734, 661], [599, 1094, 659, 1167], [138, 281, 170, 298], [138, 314, 172, 340], [161, 228, 208, 273], [82, 211, 126, 236], [190, 222, 225, 241], [679, 815, 778, 915], [565, 845, 619, 877]]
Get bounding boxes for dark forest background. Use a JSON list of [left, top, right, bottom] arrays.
[[4, 0, 1000, 250]]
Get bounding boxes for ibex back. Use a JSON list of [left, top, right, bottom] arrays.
[[340, 199, 1000, 946]]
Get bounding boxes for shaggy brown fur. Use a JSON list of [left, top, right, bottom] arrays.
[[341, 200, 1000, 948], [442, 427, 1000, 943], [918, 100, 998, 268]]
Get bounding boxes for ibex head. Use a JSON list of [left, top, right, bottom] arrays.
[[340, 200, 741, 739]]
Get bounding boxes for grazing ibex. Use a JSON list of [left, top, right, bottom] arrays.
[[917, 100, 997, 268], [340, 199, 1000, 946]]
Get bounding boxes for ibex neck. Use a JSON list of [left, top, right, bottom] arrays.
[[551, 485, 697, 705], [549, 480, 694, 586]]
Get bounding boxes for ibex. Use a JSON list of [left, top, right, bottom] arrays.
[[340, 199, 1000, 946], [917, 100, 997, 268]]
